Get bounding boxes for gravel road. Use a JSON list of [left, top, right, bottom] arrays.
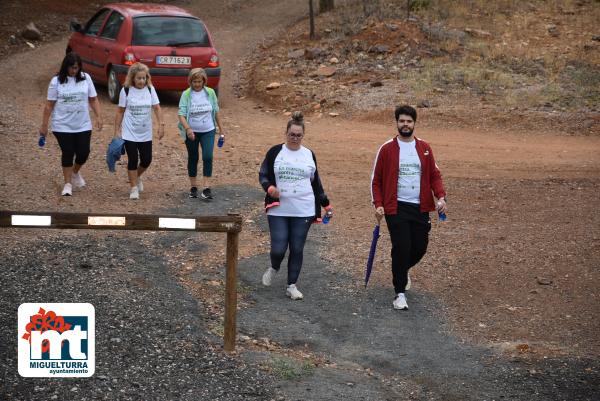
[[0, 231, 274, 401]]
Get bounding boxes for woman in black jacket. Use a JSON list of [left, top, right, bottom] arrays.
[[258, 112, 333, 300]]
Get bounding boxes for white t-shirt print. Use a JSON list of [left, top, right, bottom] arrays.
[[47, 73, 97, 133], [397, 138, 421, 204], [267, 145, 316, 218], [188, 90, 215, 133], [118, 86, 160, 142]]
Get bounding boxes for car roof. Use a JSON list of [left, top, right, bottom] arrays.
[[105, 3, 196, 18]]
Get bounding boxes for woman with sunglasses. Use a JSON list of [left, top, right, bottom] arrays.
[[39, 52, 103, 196], [258, 111, 333, 300]]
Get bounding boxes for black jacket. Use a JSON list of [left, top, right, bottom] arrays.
[[258, 144, 330, 221]]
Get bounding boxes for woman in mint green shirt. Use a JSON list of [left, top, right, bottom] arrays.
[[178, 68, 225, 200]]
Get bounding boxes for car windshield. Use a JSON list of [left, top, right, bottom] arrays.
[[132, 16, 209, 46]]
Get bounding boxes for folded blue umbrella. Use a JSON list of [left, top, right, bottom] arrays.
[[364, 224, 380, 287], [106, 137, 125, 172]]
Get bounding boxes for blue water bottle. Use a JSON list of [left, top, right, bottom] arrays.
[[437, 199, 446, 221], [322, 210, 333, 224], [217, 135, 225, 148], [38, 134, 46, 148]]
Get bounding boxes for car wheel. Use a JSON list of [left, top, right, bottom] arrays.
[[107, 68, 121, 104]]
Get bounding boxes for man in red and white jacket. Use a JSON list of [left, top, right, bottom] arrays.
[[371, 105, 447, 310]]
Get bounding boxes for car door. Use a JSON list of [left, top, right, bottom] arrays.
[[93, 11, 126, 84], [80, 8, 111, 79]]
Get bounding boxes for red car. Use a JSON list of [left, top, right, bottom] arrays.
[[67, 3, 220, 103]]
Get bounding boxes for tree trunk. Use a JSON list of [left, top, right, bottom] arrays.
[[309, 0, 315, 39], [319, 0, 334, 13]]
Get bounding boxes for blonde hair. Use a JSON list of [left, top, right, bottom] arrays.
[[286, 111, 304, 133], [188, 68, 207, 87], [124, 62, 153, 88]]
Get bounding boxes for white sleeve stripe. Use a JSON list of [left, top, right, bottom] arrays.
[[370, 139, 393, 203]]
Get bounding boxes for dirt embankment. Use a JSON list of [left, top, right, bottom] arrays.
[[244, 0, 600, 135]]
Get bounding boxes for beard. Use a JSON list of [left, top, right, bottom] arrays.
[[397, 127, 414, 137]]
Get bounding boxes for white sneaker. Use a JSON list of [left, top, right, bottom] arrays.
[[129, 186, 139, 200], [137, 178, 143, 192], [286, 284, 303, 300], [393, 293, 408, 310], [61, 183, 72, 196], [72, 172, 86, 188], [262, 267, 277, 286], [405, 273, 411, 291]]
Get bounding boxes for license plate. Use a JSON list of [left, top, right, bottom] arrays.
[[156, 56, 191, 65]]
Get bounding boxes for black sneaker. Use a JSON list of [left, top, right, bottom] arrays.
[[189, 187, 198, 198], [201, 187, 213, 200]]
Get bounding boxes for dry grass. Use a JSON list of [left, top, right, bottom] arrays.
[[410, 0, 600, 110], [250, 0, 599, 119]]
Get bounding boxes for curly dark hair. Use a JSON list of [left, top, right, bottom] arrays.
[[394, 105, 417, 122]]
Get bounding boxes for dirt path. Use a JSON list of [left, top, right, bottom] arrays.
[[1, 0, 599, 400], [237, 227, 599, 400]]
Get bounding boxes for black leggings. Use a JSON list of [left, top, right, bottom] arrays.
[[385, 201, 431, 294], [124, 140, 152, 170], [53, 131, 91, 167]]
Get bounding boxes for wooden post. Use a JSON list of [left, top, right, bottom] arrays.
[[224, 230, 239, 352]]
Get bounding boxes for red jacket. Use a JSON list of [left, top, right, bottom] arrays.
[[371, 136, 446, 214]]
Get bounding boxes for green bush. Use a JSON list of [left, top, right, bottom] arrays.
[[409, 0, 432, 11]]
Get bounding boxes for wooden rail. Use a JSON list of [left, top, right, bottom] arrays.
[[0, 210, 242, 352]]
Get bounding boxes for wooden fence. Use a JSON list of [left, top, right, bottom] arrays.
[[0, 210, 242, 352]]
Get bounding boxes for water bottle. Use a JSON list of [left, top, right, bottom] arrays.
[[217, 135, 225, 148], [38, 134, 46, 148], [322, 210, 333, 224], [437, 200, 446, 221]]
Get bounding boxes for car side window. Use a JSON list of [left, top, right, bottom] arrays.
[[99, 11, 125, 40], [85, 9, 110, 36]]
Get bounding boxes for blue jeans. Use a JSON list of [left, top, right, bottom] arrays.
[[268, 215, 314, 285]]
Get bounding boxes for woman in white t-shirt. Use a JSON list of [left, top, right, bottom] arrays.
[[113, 63, 164, 200], [39, 52, 103, 196], [177, 68, 225, 200], [258, 112, 333, 300]]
